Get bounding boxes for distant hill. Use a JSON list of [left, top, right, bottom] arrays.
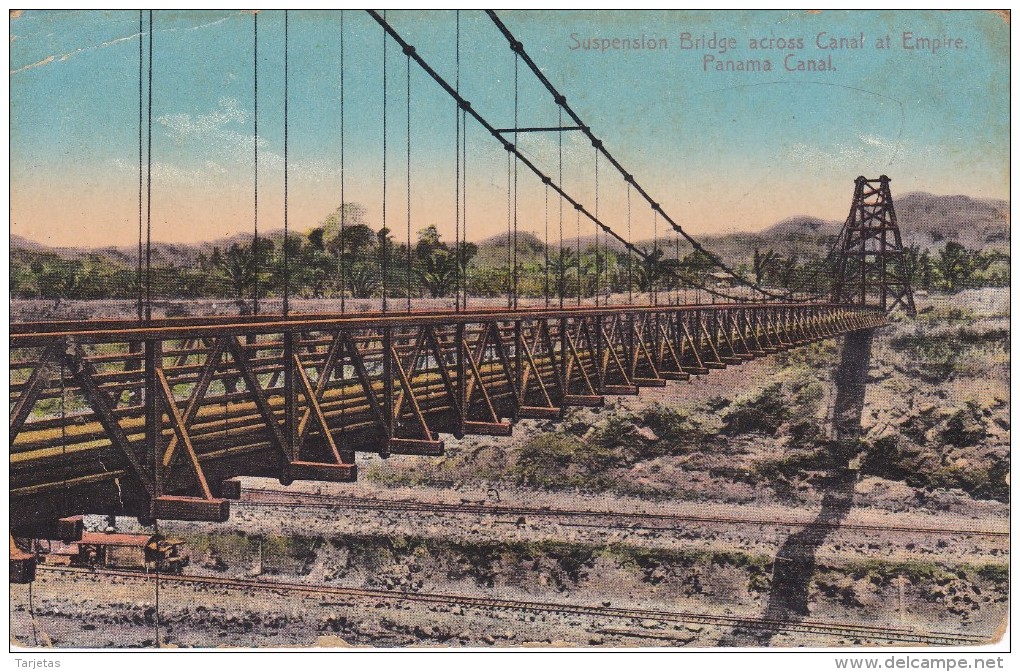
[[760, 216, 842, 238], [10, 229, 289, 270], [10, 192, 1009, 267], [687, 192, 1010, 266], [746, 192, 1009, 252], [893, 192, 1009, 250]]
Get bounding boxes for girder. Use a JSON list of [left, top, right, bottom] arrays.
[[9, 302, 884, 535]]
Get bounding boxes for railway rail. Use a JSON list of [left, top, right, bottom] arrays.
[[238, 487, 1011, 540], [34, 565, 987, 647]]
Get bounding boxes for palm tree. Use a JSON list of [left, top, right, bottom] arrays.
[[347, 264, 380, 299], [416, 249, 458, 298], [752, 248, 780, 285], [214, 244, 256, 300], [549, 247, 578, 298]]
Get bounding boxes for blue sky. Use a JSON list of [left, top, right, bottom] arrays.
[[10, 9, 1009, 247]]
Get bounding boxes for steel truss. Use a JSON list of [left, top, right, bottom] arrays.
[[831, 176, 917, 315], [10, 303, 884, 535]]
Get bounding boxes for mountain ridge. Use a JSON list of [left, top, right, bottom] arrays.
[[11, 191, 1009, 267]]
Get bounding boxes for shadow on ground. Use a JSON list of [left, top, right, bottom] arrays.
[[720, 329, 875, 647]]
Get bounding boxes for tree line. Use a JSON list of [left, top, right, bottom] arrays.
[[10, 205, 1010, 302]]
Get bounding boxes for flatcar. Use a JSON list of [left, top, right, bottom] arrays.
[[47, 532, 189, 574]]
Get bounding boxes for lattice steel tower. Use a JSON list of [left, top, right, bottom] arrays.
[[831, 175, 916, 316]]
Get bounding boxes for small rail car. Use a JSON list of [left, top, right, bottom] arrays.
[[49, 532, 189, 574]]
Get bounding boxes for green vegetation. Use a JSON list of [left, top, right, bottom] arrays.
[[509, 404, 705, 490], [720, 369, 825, 440], [861, 448, 1009, 504], [734, 242, 1009, 296], [889, 324, 1009, 383], [903, 242, 1010, 292], [17, 197, 1007, 303]]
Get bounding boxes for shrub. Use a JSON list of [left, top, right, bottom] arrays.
[[722, 383, 791, 436], [511, 433, 620, 489]]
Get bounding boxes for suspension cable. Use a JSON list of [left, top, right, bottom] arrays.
[[283, 10, 290, 318], [145, 9, 153, 322], [137, 10, 143, 322], [406, 52, 412, 312], [485, 11, 783, 302], [339, 10, 345, 313], [367, 11, 750, 304], [253, 11, 260, 316]]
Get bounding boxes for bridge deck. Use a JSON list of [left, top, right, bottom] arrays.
[[10, 302, 885, 534]]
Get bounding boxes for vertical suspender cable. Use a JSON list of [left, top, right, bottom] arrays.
[[406, 52, 412, 312], [544, 185, 549, 307], [675, 234, 680, 305], [153, 519, 160, 646], [557, 107, 564, 309], [253, 11, 260, 315], [575, 205, 581, 307], [512, 52, 519, 309], [381, 13, 388, 313], [283, 10, 290, 318], [461, 107, 467, 310], [60, 356, 67, 520], [145, 10, 153, 322], [594, 149, 599, 307], [652, 208, 658, 306], [505, 152, 512, 309], [339, 10, 345, 313], [28, 579, 38, 646], [627, 184, 632, 304], [454, 10, 460, 312], [337, 9, 347, 452], [137, 10, 144, 322]]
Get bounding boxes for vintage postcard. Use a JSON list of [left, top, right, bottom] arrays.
[[8, 9, 1010, 659]]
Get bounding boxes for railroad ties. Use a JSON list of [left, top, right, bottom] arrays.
[[10, 302, 885, 535]]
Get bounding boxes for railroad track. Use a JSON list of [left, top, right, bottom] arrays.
[[239, 487, 1010, 539], [36, 566, 986, 646]]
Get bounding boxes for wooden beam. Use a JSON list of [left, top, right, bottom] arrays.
[[10, 342, 60, 443], [292, 353, 344, 464], [155, 367, 213, 500], [62, 350, 154, 495]]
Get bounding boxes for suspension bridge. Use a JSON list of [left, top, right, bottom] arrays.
[[9, 10, 914, 582]]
